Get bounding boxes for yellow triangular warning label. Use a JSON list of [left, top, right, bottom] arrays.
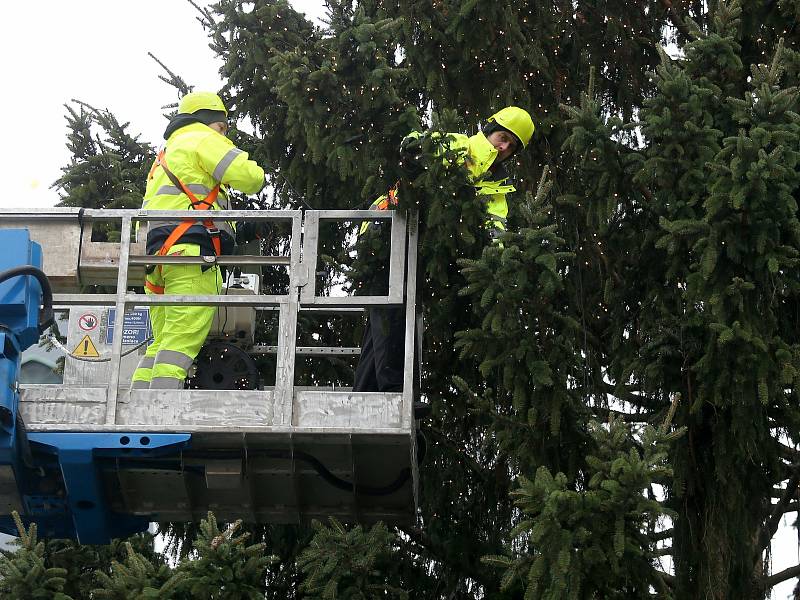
[[72, 335, 100, 357]]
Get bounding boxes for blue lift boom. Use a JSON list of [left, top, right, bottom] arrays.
[[0, 229, 191, 543]]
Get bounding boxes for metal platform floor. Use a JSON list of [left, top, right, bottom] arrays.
[[19, 386, 417, 529]]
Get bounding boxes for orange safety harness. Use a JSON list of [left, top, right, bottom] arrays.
[[144, 149, 222, 294], [374, 181, 400, 210], [359, 181, 401, 236]]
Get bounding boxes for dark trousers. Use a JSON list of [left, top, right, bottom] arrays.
[[353, 306, 406, 392]]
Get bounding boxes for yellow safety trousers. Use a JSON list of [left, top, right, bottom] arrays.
[[131, 243, 222, 390]]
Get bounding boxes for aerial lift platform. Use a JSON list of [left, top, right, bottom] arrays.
[[0, 207, 420, 544]]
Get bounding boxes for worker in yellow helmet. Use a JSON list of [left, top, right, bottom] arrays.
[[353, 106, 535, 393], [131, 91, 267, 390]]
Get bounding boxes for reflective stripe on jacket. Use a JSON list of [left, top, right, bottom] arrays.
[[361, 130, 513, 238], [142, 122, 265, 249]]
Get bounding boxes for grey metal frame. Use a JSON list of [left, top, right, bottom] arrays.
[[300, 210, 407, 306], [3, 207, 418, 426]]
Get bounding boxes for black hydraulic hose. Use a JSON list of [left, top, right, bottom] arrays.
[[200, 448, 412, 497], [0, 266, 54, 333], [267, 449, 412, 497]]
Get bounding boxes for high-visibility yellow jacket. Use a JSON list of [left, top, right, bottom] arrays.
[[142, 122, 265, 255], [360, 130, 514, 239]]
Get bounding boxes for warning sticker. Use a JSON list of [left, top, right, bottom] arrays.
[[78, 313, 99, 331], [72, 335, 100, 357]]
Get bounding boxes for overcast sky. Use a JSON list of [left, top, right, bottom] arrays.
[[1, 0, 324, 209], [1, 2, 798, 595]]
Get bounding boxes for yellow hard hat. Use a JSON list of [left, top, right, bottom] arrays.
[[487, 106, 535, 148], [178, 91, 228, 116]]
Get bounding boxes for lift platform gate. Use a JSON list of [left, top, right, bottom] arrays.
[[0, 208, 419, 543]]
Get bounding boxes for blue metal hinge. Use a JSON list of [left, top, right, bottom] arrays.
[[26, 432, 191, 544]]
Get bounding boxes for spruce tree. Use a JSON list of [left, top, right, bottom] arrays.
[[547, 1, 800, 596], [55, 102, 154, 242], [172, 513, 275, 599], [46, 533, 164, 599], [298, 518, 407, 599], [38, 0, 800, 597], [0, 513, 72, 600], [91, 541, 184, 600], [484, 409, 682, 599]]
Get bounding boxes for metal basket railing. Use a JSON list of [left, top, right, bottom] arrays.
[[0, 207, 419, 427]]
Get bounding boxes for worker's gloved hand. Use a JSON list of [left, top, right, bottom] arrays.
[[399, 134, 424, 155], [398, 151, 425, 180], [236, 221, 272, 244], [399, 134, 425, 179]]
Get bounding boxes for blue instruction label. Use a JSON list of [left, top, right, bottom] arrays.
[[106, 309, 151, 345]]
